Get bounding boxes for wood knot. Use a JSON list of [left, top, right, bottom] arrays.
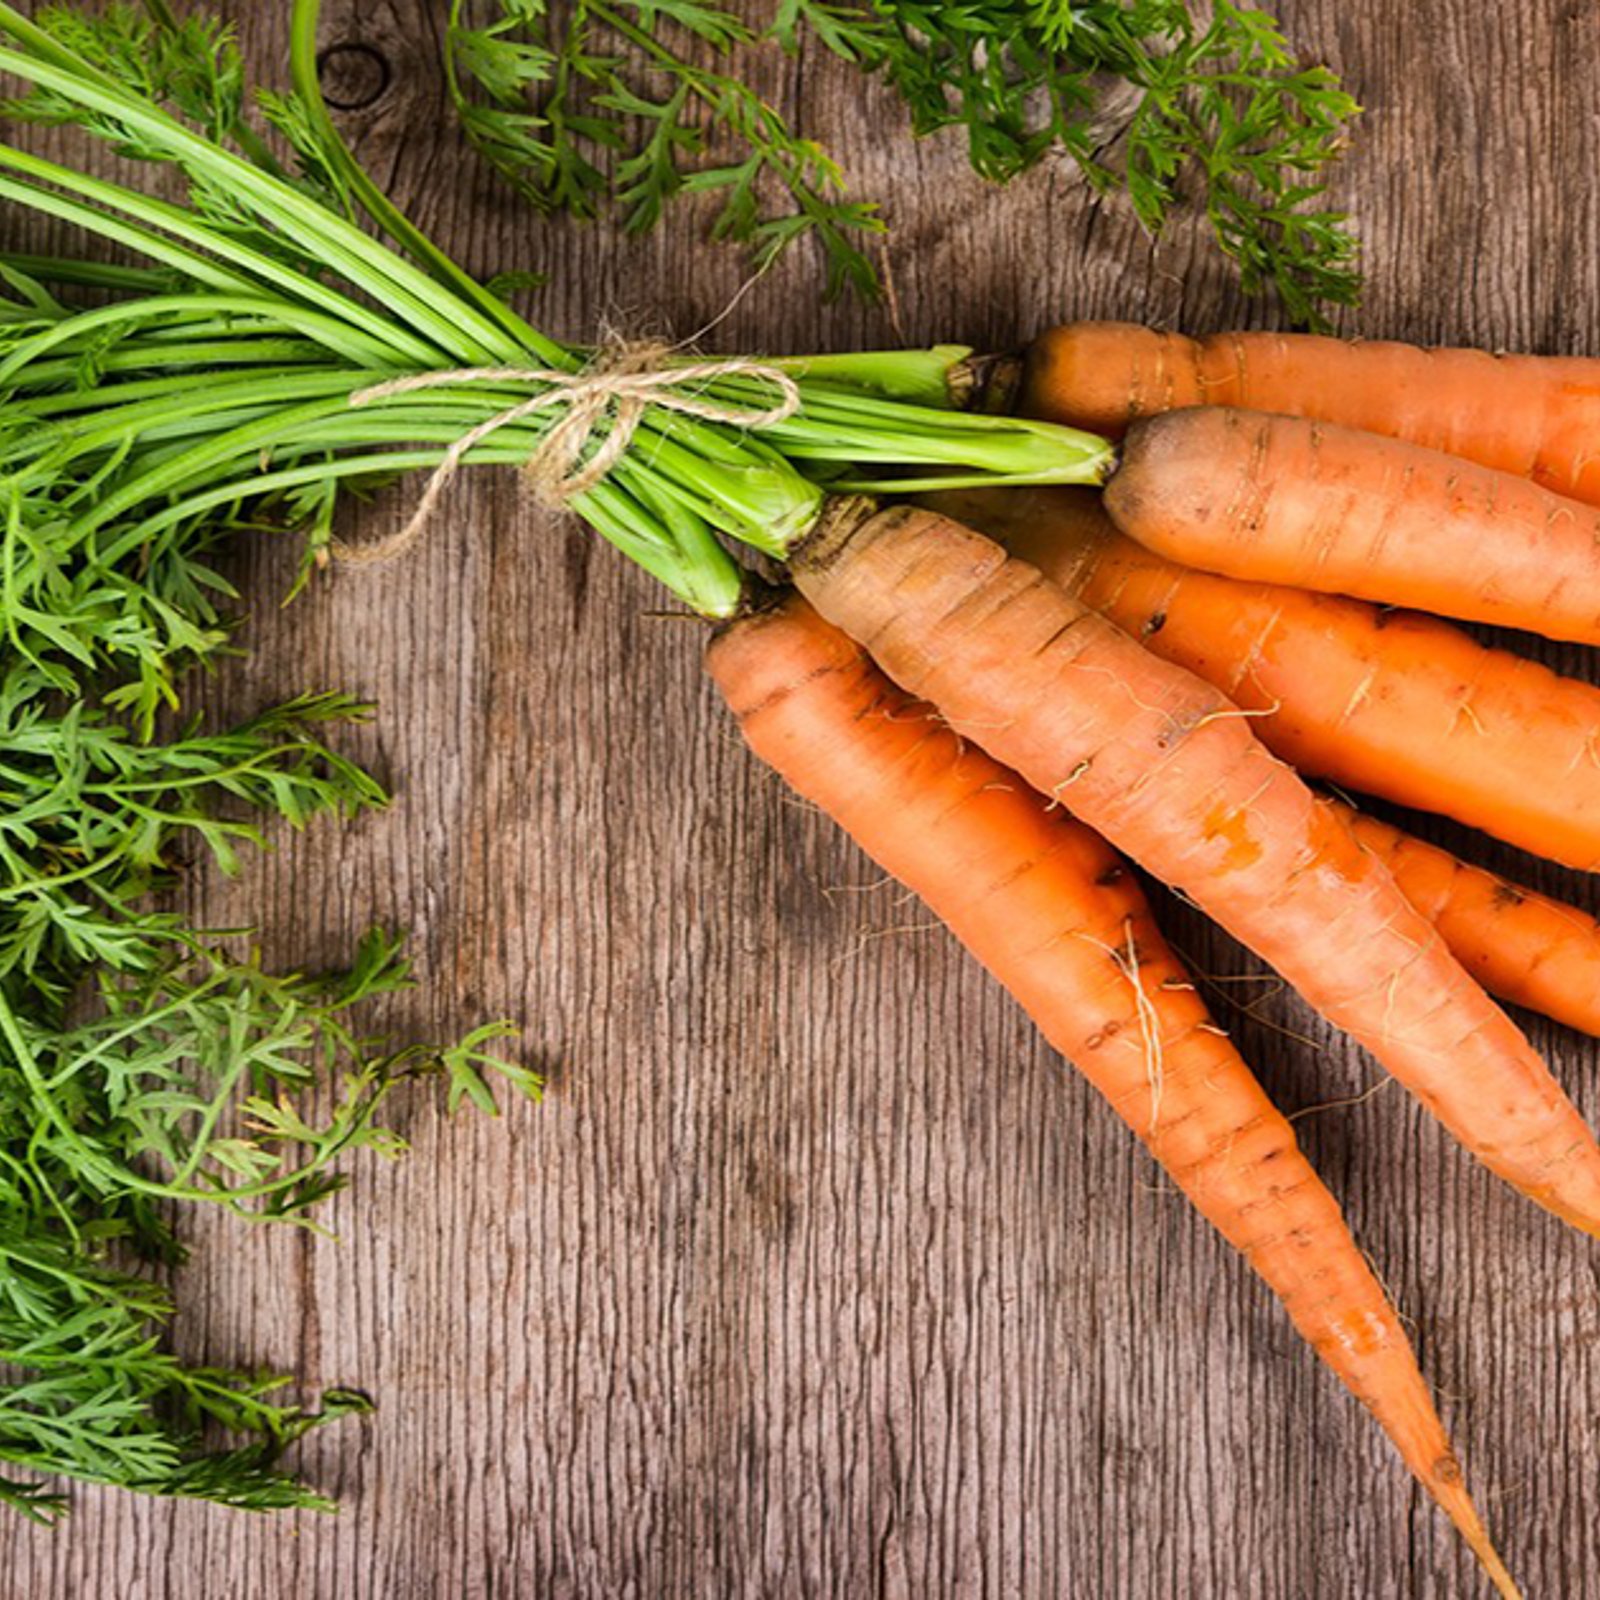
[[317, 42, 392, 111]]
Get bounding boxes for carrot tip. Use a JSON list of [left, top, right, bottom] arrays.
[[1479, 1549, 1524, 1600], [1445, 1493, 1521, 1599]]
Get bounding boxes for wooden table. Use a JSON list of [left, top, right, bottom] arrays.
[[6, 3, 1600, 1595]]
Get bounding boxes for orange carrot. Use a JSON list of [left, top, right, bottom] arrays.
[[1101, 407, 1600, 645], [1021, 320, 1600, 507], [919, 492, 1600, 1034], [708, 593, 1517, 1597], [1340, 804, 1600, 1039], [924, 485, 1600, 871], [791, 500, 1600, 1239]]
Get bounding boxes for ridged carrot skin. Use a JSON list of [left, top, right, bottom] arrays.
[[791, 501, 1600, 1241], [707, 593, 1517, 1597], [925, 485, 1600, 871], [1021, 320, 1600, 507], [1103, 407, 1600, 645], [1341, 805, 1600, 1038], [924, 491, 1600, 1036]]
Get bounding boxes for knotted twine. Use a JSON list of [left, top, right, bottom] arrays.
[[331, 342, 804, 566]]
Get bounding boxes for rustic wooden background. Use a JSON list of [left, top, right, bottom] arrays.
[[5, 1, 1600, 1595]]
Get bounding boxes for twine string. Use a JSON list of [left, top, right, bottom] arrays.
[[330, 342, 802, 566]]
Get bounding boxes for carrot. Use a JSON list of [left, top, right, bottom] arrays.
[[1020, 320, 1600, 507], [915, 491, 1600, 1034], [708, 592, 1518, 1597], [923, 485, 1600, 871], [790, 499, 1600, 1238], [1101, 407, 1600, 645], [1339, 804, 1600, 1039]]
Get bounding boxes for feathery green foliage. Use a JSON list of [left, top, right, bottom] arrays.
[[449, 0, 1361, 323], [0, 0, 1112, 1516], [0, 2, 541, 1518]]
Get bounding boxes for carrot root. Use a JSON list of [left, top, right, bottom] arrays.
[[1102, 407, 1600, 645], [1341, 805, 1600, 1038], [1021, 319, 1600, 509], [927, 483, 1600, 873], [790, 501, 1600, 1243], [709, 592, 1519, 1595]]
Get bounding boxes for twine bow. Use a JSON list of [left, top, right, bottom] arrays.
[[330, 342, 803, 566]]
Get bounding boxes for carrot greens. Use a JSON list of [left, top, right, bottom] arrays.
[[0, 0, 1114, 1517], [448, 0, 1362, 323]]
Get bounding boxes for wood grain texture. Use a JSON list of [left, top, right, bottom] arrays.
[[4, 2, 1600, 1595]]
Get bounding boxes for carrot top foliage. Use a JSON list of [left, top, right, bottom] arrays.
[[448, 0, 1362, 324], [0, 0, 1113, 1519]]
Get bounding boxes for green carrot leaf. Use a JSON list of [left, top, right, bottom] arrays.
[[450, 0, 1359, 321]]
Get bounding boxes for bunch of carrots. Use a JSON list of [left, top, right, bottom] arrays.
[[2, 6, 1593, 1578], [708, 324, 1600, 1598]]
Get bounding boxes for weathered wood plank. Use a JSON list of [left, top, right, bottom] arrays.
[[4, 2, 1600, 1596]]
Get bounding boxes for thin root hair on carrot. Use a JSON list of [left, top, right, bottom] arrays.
[[1190, 698, 1283, 730], [1287, 1079, 1394, 1122], [1073, 917, 1165, 1136], [827, 918, 946, 972]]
